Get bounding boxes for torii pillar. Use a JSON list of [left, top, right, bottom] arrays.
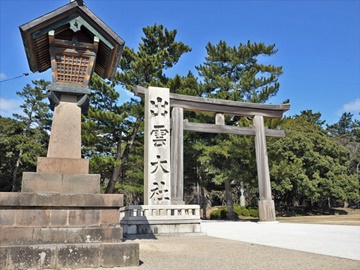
[[254, 115, 276, 222], [170, 107, 184, 204]]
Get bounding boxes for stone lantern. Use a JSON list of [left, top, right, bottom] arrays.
[[19, 0, 125, 172], [0, 1, 139, 269]]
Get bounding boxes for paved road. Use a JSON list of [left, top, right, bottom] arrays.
[[201, 220, 360, 261]]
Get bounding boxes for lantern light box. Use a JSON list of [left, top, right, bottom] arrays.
[[19, 0, 124, 112]]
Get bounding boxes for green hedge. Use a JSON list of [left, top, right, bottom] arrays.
[[241, 208, 250, 216], [209, 208, 228, 220], [210, 205, 259, 219], [249, 209, 259, 217]]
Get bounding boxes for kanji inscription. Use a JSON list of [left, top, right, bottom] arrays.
[[150, 155, 169, 173], [144, 87, 171, 205], [150, 97, 169, 116], [150, 180, 170, 201], [150, 125, 169, 147]]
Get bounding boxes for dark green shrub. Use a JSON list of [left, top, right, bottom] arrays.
[[241, 208, 250, 216], [210, 205, 255, 219], [209, 209, 220, 219], [210, 208, 228, 219], [233, 204, 242, 216], [249, 209, 259, 217]]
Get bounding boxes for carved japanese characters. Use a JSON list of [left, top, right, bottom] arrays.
[[144, 87, 171, 205]]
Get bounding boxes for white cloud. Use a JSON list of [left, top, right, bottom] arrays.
[[337, 98, 360, 117], [343, 98, 360, 112], [0, 98, 22, 117], [0, 73, 7, 80]]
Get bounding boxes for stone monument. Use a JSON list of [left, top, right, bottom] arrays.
[[240, 181, 246, 207], [0, 1, 139, 268], [144, 87, 171, 205], [120, 87, 202, 237]]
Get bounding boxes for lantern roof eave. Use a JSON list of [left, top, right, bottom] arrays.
[[19, 1, 124, 80]]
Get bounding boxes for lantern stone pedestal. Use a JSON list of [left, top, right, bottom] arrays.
[[0, 172, 139, 268], [0, 95, 139, 269], [0, 168, 139, 268], [0, 192, 139, 269]]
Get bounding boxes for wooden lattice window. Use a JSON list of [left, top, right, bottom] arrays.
[[55, 54, 89, 85]]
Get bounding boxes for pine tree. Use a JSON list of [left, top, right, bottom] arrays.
[[5, 80, 52, 191], [0, 117, 24, 191], [295, 110, 326, 127], [85, 24, 192, 195], [194, 40, 283, 219], [196, 40, 282, 102], [116, 24, 191, 89]]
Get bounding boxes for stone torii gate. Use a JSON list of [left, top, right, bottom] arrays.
[[136, 86, 290, 222]]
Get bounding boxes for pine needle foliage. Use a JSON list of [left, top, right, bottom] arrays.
[[196, 40, 282, 103]]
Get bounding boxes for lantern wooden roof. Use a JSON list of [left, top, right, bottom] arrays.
[[19, 0, 124, 80]]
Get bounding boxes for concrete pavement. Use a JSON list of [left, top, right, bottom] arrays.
[[201, 220, 360, 260]]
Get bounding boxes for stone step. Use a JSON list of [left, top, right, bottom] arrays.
[[0, 227, 123, 246], [0, 208, 120, 228], [0, 192, 123, 207], [37, 157, 89, 174], [0, 242, 139, 269], [22, 172, 100, 194]]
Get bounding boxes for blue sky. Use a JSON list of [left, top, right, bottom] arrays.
[[0, 0, 359, 125]]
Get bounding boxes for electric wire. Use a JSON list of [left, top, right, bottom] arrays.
[[0, 72, 35, 83]]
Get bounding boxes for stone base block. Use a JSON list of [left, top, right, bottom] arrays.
[[0, 192, 123, 231], [0, 242, 139, 269], [0, 227, 123, 246], [22, 172, 100, 194], [37, 157, 89, 174], [122, 220, 202, 238], [258, 199, 276, 222], [0, 207, 120, 228], [120, 205, 202, 237], [0, 192, 123, 208]]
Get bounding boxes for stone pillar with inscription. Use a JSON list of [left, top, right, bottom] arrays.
[[144, 87, 171, 205], [120, 87, 201, 237]]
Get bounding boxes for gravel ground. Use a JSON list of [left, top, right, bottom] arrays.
[[117, 236, 359, 270], [59, 220, 360, 270]]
